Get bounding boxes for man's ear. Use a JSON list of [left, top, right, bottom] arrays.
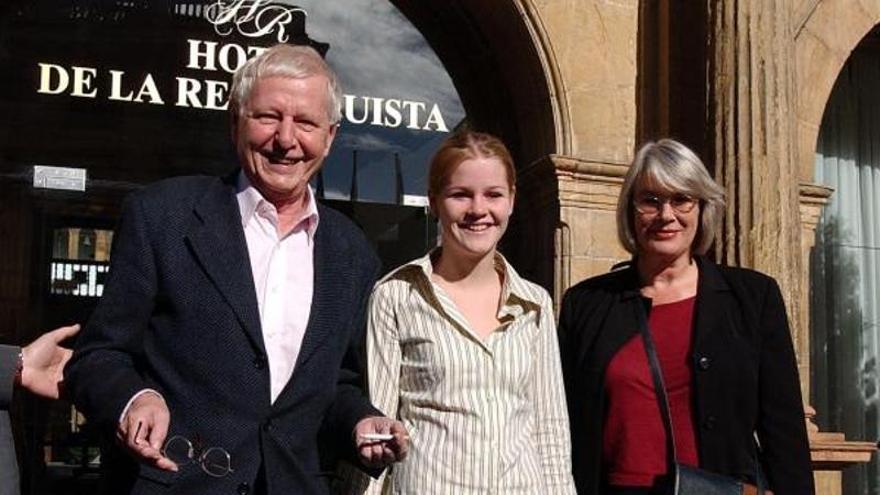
[[230, 112, 239, 143], [323, 123, 339, 158]]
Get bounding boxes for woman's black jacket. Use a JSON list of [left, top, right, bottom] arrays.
[[558, 256, 814, 495]]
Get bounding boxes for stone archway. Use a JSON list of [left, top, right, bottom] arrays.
[[793, 0, 880, 394], [388, 1, 641, 295], [388, 0, 567, 290], [389, 0, 568, 164], [793, 3, 880, 490], [795, 0, 880, 181]]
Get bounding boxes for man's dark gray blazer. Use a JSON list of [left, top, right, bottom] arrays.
[[1, 344, 20, 495], [65, 174, 382, 495]]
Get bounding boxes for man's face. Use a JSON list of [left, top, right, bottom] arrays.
[[234, 75, 337, 206]]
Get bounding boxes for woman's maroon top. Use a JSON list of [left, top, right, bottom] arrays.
[[602, 296, 699, 487]]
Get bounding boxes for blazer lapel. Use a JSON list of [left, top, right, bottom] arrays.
[[292, 208, 354, 374], [692, 256, 732, 351], [269, 208, 358, 410], [577, 265, 643, 373], [595, 282, 643, 371], [184, 177, 265, 354]]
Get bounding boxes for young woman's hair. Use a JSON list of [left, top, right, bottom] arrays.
[[428, 130, 516, 199]]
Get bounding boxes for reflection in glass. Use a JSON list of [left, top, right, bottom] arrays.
[[288, 0, 466, 205], [811, 46, 880, 495], [50, 228, 113, 297]]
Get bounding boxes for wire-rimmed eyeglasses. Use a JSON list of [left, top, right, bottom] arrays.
[[633, 192, 698, 215], [161, 435, 233, 478]]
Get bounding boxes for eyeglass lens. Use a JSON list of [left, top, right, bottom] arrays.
[[201, 447, 232, 477], [162, 436, 195, 467], [161, 435, 232, 477], [635, 193, 696, 214]]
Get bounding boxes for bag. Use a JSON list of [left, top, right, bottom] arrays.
[[674, 464, 749, 495], [634, 301, 766, 495]]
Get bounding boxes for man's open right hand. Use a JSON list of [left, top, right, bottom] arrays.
[[118, 392, 178, 472]]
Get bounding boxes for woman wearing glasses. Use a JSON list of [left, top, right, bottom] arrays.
[[559, 139, 814, 494], [342, 130, 576, 494]]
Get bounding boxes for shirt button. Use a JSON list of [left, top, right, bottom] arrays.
[[703, 415, 717, 430], [698, 356, 711, 370], [237, 482, 250, 495]]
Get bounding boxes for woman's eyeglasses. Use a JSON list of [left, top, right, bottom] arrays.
[[633, 192, 698, 215], [162, 435, 233, 478]]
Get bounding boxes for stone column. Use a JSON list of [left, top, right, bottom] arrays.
[[709, 3, 877, 490], [708, 0, 803, 333], [797, 182, 833, 399]]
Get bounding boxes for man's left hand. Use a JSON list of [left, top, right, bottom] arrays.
[[353, 416, 410, 469]]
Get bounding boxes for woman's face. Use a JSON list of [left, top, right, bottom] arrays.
[[632, 178, 700, 262], [432, 156, 514, 261]]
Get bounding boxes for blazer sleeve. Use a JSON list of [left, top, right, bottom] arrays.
[[557, 290, 577, 398], [0, 345, 19, 409], [556, 288, 595, 495], [0, 410, 20, 495], [342, 281, 403, 494], [64, 193, 159, 427], [322, 251, 383, 457], [755, 278, 815, 495]]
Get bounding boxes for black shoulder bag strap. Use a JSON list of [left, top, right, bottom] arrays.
[[634, 298, 679, 467], [634, 298, 766, 495]]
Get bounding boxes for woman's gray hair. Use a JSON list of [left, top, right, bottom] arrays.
[[229, 44, 343, 124], [616, 139, 726, 255]]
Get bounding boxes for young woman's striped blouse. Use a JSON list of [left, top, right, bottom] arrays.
[[342, 251, 576, 495]]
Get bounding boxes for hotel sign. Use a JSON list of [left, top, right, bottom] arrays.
[[30, 1, 449, 132], [205, 0, 305, 42]]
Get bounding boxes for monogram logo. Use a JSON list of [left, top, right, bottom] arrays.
[[205, 0, 306, 43]]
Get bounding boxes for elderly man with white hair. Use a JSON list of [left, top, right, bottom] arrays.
[[66, 44, 408, 495]]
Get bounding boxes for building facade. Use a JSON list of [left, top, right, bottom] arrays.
[[1, 1, 878, 493]]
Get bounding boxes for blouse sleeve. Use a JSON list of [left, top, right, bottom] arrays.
[[529, 290, 577, 494]]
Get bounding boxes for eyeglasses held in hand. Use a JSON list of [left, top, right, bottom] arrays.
[[633, 192, 698, 215], [162, 435, 233, 478]]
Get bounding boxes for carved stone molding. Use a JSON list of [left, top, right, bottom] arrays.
[[517, 154, 630, 302], [809, 403, 876, 495], [793, 182, 834, 399]]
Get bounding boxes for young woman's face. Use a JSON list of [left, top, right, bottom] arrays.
[[433, 156, 514, 261]]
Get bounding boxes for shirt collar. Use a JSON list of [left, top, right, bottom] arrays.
[[386, 248, 542, 309], [492, 253, 540, 310], [235, 171, 320, 239]]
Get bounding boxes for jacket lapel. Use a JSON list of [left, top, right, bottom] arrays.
[[576, 265, 643, 373], [268, 207, 358, 409], [692, 256, 732, 351], [184, 176, 265, 354], [292, 207, 354, 374], [596, 269, 643, 372]]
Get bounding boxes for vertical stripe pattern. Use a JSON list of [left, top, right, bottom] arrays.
[[341, 251, 576, 495]]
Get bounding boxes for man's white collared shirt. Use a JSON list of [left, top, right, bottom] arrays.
[[236, 174, 318, 403]]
